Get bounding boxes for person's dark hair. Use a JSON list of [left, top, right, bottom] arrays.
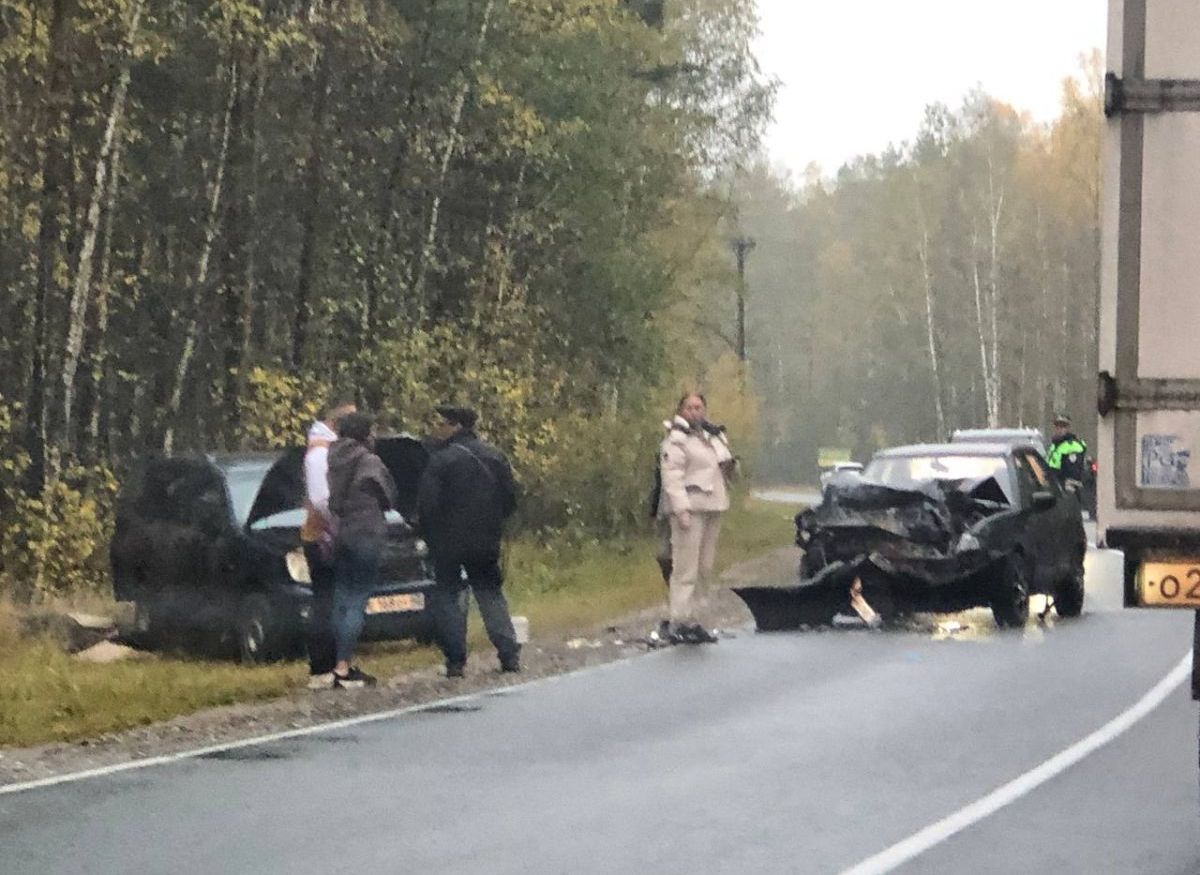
[[337, 411, 373, 443], [436, 405, 478, 431], [676, 392, 706, 412]]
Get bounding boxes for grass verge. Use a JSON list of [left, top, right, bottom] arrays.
[[0, 497, 797, 748]]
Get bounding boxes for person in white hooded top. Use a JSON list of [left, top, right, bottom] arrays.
[[301, 398, 356, 689], [657, 393, 735, 644]]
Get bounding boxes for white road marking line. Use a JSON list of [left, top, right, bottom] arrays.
[[0, 648, 661, 797], [840, 650, 1194, 875]]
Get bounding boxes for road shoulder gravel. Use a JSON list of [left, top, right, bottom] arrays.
[[0, 547, 799, 787]]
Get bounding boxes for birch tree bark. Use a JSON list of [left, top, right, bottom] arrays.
[[59, 0, 143, 452], [26, 0, 74, 492], [291, 44, 330, 369], [162, 58, 238, 454], [912, 176, 946, 439], [984, 149, 1005, 427], [410, 0, 496, 307], [85, 130, 125, 459]]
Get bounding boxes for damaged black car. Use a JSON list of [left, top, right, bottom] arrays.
[[736, 442, 1087, 630], [110, 436, 437, 662]]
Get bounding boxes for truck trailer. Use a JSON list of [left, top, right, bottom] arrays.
[[1099, 0, 1200, 703]]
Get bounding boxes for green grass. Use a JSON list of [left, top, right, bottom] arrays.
[[0, 498, 797, 748]]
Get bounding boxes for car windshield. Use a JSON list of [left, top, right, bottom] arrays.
[[221, 463, 272, 526], [864, 454, 1010, 496]]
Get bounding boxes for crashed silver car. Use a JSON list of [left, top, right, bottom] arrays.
[[735, 442, 1088, 630]]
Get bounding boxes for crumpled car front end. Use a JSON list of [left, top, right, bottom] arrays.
[[735, 477, 1019, 628]]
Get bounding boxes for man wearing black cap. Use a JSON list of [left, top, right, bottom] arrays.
[[1047, 413, 1088, 488], [417, 405, 520, 677]]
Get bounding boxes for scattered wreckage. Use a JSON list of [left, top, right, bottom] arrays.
[[735, 442, 1088, 630]]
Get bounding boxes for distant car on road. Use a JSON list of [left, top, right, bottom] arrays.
[[951, 427, 1047, 456], [110, 436, 436, 663], [735, 441, 1087, 630], [819, 461, 863, 492]]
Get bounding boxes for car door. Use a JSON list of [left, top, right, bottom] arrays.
[[1010, 451, 1055, 589], [1027, 449, 1087, 577], [1019, 450, 1074, 586]]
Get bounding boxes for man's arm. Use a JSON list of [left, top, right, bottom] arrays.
[[366, 457, 400, 512], [416, 456, 443, 532], [497, 455, 518, 519]]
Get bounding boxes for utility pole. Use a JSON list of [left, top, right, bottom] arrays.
[[731, 236, 756, 362]]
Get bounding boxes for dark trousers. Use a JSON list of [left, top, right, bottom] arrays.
[[304, 542, 336, 675], [430, 550, 519, 669]]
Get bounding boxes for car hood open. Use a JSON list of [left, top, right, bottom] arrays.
[[246, 435, 428, 528]]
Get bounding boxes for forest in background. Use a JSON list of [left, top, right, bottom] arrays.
[[0, 0, 772, 600], [740, 54, 1103, 482]]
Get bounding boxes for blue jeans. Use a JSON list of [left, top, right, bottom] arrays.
[[332, 543, 381, 665]]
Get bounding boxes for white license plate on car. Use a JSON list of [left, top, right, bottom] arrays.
[[365, 592, 425, 614], [1136, 561, 1200, 607]]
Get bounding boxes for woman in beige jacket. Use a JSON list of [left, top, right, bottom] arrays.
[[657, 393, 735, 644]]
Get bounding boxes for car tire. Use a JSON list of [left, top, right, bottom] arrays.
[[1054, 568, 1085, 618], [235, 592, 282, 664], [991, 555, 1031, 629]]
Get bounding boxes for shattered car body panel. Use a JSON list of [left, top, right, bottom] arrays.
[[735, 443, 1088, 629]]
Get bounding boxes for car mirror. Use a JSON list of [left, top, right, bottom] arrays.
[[1031, 490, 1057, 511]]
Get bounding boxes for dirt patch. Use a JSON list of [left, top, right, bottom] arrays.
[[0, 547, 799, 787]]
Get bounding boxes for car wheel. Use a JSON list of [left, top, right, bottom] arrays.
[[1054, 567, 1085, 618], [991, 555, 1031, 629], [235, 592, 281, 664]]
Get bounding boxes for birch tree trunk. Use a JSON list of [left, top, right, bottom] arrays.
[[410, 0, 496, 306], [970, 224, 996, 426], [1034, 206, 1051, 426], [291, 45, 330, 369], [26, 0, 73, 493], [59, 0, 143, 452], [912, 178, 946, 439], [985, 151, 1005, 428], [86, 130, 125, 459], [162, 58, 238, 454]]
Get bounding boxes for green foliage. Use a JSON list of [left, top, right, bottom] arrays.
[[0, 474, 117, 605], [0, 0, 773, 597], [739, 62, 1104, 479], [238, 367, 326, 449], [0, 395, 116, 603]]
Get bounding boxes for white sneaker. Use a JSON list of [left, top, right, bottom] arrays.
[[307, 672, 336, 690]]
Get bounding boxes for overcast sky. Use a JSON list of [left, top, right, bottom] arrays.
[[752, 0, 1108, 176]]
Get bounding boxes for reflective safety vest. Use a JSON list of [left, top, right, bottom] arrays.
[[1046, 435, 1087, 479]]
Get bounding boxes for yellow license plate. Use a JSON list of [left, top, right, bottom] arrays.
[[365, 592, 425, 614], [1136, 561, 1200, 607]]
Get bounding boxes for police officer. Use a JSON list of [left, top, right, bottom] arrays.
[[1046, 413, 1088, 489]]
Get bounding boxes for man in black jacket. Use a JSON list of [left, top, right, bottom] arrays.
[[417, 405, 520, 677]]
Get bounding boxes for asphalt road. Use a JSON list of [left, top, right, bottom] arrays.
[[3, 542, 1197, 874]]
